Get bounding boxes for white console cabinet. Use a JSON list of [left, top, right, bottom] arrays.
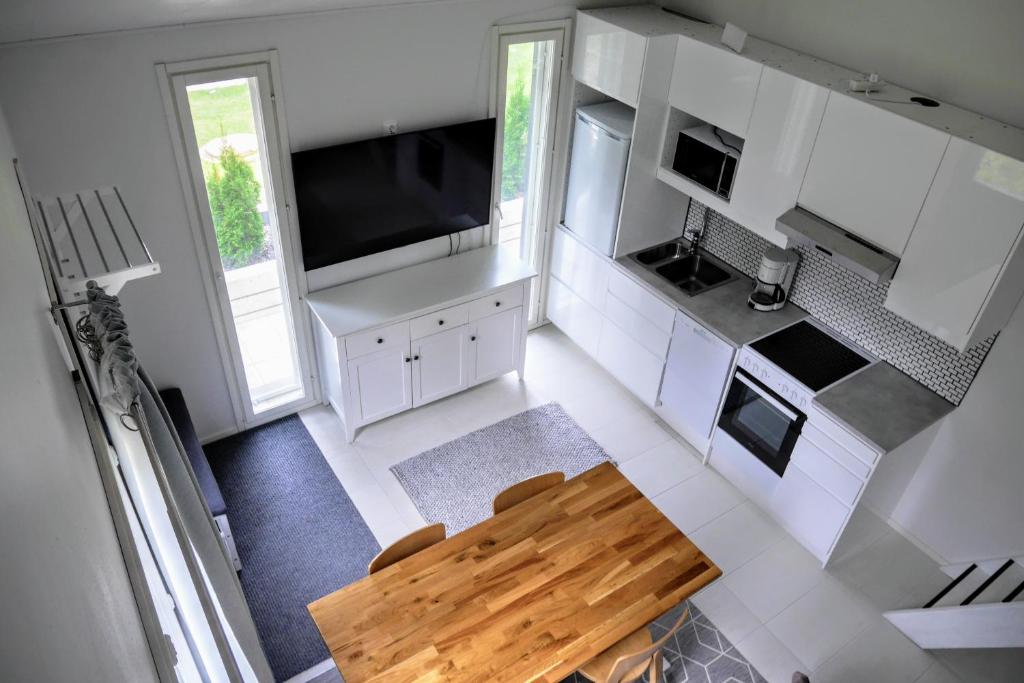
[[307, 247, 535, 441]]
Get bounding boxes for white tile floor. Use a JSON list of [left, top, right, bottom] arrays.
[[292, 324, 973, 683]]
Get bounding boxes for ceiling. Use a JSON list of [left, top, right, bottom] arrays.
[[0, 0, 440, 45]]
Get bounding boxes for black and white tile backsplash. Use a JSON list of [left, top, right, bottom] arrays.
[[684, 201, 995, 405]]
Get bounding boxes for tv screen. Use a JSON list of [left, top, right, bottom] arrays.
[[292, 118, 496, 270]]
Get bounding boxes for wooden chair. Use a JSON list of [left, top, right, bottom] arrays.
[[492, 471, 565, 515], [367, 523, 446, 574], [577, 607, 690, 683]]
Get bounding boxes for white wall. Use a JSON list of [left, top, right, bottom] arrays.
[[0, 106, 157, 681], [0, 0, 630, 440], [658, 0, 1024, 129]]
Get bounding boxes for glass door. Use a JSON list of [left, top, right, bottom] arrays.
[[165, 59, 312, 423], [492, 24, 567, 325]]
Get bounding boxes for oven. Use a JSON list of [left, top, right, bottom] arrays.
[[717, 368, 805, 477]]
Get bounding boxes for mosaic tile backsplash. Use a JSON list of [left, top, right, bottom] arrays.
[[684, 201, 995, 405]]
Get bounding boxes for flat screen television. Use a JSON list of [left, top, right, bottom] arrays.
[[291, 118, 496, 270]]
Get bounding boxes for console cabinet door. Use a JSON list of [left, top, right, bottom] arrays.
[[348, 346, 413, 423], [471, 307, 522, 384], [411, 326, 472, 406], [798, 93, 949, 255], [573, 11, 646, 107]]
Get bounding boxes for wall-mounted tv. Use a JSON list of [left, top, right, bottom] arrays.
[[291, 118, 496, 271]]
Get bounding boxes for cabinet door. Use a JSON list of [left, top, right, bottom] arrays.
[[573, 11, 646, 107], [411, 326, 472, 406], [885, 139, 1024, 350], [347, 346, 413, 424], [547, 275, 603, 358], [597, 319, 665, 407], [798, 93, 949, 255], [729, 68, 829, 245], [551, 225, 610, 310], [771, 464, 851, 563], [669, 35, 763, 138], [471, 307, 522, 384]]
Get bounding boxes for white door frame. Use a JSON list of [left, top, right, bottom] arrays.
[[157, 51, 319, 431], [490, 20, 572, 329]]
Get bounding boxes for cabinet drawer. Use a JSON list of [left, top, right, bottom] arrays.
[[791, 436, 864, 506], [345, 321, 410, 359], [800, 421, 871, 480], [597, 320, 665, 407], [551, 226, 609, 309], [772, 464, 851, 562], [603, 291, 671, 358], [410, 303, 470, 340], [808, 404, 882, 466], [606, 268, 675, 333], [469, 285, 524, 320], [548, 275, 603, 358]]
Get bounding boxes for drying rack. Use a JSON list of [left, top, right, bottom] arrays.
[[35, 186, 160, 301]]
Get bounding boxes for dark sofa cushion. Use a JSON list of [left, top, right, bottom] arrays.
[[159, 387, 228, 517]]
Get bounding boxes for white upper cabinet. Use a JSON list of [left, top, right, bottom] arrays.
[[729, 68, 830, 245], [573, 11, 647, 107], [668, 35, 763, 138], [885, 139, 1024, 351], [798, 93, 950, 256]]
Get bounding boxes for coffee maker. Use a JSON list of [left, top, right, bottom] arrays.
[[748, 246, 799, 311]]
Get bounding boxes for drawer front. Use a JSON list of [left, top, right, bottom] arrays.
[[603, 291, 671, 359], [551, 226, 609, 309], [800, 421, 871, 480], [808, 404, 882, 466], [548, 275, 603, 358], [772, 464, 851, 562], [469, 284, 524, 320], [597, 320, 665, 407], [345, 321, 410, 359], [606, 268, 675, 333], [410, 303, 470, 340], [791, 436, 864, 507]]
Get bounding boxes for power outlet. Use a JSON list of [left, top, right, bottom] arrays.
[[383, 120, 399, 135]]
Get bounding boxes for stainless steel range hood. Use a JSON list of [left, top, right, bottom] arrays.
[[776, 206, 899, 284]]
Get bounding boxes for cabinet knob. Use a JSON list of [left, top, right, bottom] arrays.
[[470, 335, 476, 341], [377, 337, 384, 344], [494, 301, 501, 307], [438, 320, 444, 325], [405, 357, 411, 363], [413, 355, 420, 361]]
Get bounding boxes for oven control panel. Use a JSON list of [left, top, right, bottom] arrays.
[[737, 348, 814, 411]]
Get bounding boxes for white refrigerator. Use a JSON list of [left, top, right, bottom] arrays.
[[563, 101, 635, 256]]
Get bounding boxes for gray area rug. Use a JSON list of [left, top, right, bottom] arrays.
[[390, 402, 610, 533]]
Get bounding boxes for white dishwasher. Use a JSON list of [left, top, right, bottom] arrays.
[[657, 312, 736, 455]]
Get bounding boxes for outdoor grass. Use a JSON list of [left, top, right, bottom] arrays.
[[187, 82, 255, 149]]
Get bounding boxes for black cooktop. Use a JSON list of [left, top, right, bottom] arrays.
[[750, 320, 871, 392]]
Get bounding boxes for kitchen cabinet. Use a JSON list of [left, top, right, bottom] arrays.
[[411, 326, 472, 406], [771, 464, 851, 561], [573, 11, 647, 107], [885, 139, 1024, 351], [547, 275, 603, 358], [551, 223, 610, 310], [668, 35, 763, 138], [596, 319, 665, 407], [348, 346, 413, 424], [798, 92, 950, 256], [471, 308, 523, 383], [729, 68, 830, 246]]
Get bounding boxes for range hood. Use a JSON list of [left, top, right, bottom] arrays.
[[776, 206, 899, 284]]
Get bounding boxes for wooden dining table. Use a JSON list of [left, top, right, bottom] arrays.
[[307, 462, 721, 682]]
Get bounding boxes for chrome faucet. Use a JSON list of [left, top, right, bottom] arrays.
[[685, 208, 712, 255]]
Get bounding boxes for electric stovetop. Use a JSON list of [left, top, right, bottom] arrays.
[[749, 320, 871, 392]]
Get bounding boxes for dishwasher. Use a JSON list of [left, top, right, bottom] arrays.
[[657, 312, 736, 455]]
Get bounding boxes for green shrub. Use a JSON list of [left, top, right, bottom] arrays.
[[501, 77, 530, 202], [206, 145, 265, 269]]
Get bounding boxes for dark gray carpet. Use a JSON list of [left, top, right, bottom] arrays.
[[390, 402, 610, 534], [206, 415, 381, 682]]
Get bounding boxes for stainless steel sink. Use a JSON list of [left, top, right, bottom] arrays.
[[630, 240, 739, 296]]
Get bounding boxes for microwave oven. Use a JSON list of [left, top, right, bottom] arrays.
[[671, 124, 741, 200]]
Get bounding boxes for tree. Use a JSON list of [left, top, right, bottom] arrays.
[[502, 77, 530, 202], [206, 145, 265, 269]]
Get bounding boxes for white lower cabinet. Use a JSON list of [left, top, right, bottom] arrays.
[[771, 464, 851, 561], [547, 275, 603, 358], [471, 307, 522, 383], [597, 319, 665, 407], [348, 346, 414, 424], [411, 326, 472, 405]]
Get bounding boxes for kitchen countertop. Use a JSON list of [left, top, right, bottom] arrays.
[[614, 254, 807, 348], [814, 362, 955, 453]]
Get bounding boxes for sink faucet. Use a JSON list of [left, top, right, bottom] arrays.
[[684, 207, 712, 255]]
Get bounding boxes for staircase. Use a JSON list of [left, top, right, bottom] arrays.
[[885, 559, 1024, 649]]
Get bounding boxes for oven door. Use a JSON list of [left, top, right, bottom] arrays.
[[717, 369, 805, 477]]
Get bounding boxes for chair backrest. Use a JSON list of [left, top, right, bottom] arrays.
[[605, 607, 690, 683], [492, 471, 565, 515], [368, 523, 446, 574]]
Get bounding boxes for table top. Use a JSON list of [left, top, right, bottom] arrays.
[[306, 246, 537, 338], [307, 463, 721, 682]]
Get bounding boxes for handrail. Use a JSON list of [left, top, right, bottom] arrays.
[[961, 559, 1014, 606], [924, 563, 977, 608]]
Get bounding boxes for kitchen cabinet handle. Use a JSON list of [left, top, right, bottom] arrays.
[[377, 338, 384, 344], [470, 335, 477, 341], [494, 301, 501, 307], [413, 355, 420, 361], [405, 357, 411, 363], [438, 320, 444, 325]]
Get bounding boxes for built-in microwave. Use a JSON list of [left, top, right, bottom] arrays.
[[671, 124, 741, 200]]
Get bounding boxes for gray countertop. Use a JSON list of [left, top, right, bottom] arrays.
[[614, 255, 808, 348], [814, 362, 955, 453]]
